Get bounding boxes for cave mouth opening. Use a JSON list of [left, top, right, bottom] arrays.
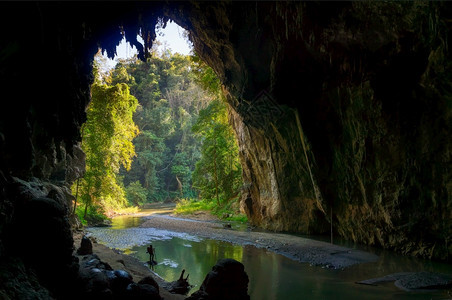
[[101, 19, 194, 69], [76, 17, 243, 223], [1, 9, 450, 297]]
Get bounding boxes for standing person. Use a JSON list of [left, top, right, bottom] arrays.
[[146, 245, 156, 265]]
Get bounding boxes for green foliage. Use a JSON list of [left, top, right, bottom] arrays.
[[187, 58, 244, 219], [75, 204, 109, 226], [114, 52, 211, 203], [78, 49, 243, 223], [174, 198, 247, 223], [212, 201, 248, 223], [125, 181, 148, 206], [225, 214, 248, 223], [192, 99, 243, 205], [189, 54, 243, 206], [73, 57, 139, 216], [174, 198, 216, 215], [190, 54, 221, 95]]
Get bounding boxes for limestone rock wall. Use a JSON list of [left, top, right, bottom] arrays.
[[176, 2, 452, 260], [229, 106, 327, 233]]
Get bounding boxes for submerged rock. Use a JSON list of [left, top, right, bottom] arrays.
[[357, 272, 452, 291]]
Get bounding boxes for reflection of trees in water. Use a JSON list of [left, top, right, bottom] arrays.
[[243, 245, 281, 300], [190, 239, 243, 282], [92, 212, 452, 299], [135, 237, 243, 287], [110, 216, 142, 230], [93, 231, 452, 299]]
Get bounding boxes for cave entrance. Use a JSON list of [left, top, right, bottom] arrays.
[[75, 19, 243, 224]]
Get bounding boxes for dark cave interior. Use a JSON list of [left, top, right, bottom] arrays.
[[0, 1, 451, 298]]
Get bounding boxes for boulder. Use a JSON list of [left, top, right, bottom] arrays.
[[80, 254, 113, 271], [109, 269, 134, 294], [138, 276, 160, 291], [187, 259, 249, 300], [77, 235, 93, 255], [126, 283, 162, 300]]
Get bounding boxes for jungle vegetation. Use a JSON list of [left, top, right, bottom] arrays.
[[73, 49, 244, 225]]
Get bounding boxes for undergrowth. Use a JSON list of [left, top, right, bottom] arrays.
[[175, 198, 216, 214], [75, 205, 109, 226], [175, 198, 248, 223]]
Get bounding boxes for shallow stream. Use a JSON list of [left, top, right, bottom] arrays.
[[87, 207, 452, 299]]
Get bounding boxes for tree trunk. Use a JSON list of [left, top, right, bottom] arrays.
[[84, 184, 92, 219], [176, 175, 183, 196], [84, 201, 89, 219], [213, 141, 220, 206]]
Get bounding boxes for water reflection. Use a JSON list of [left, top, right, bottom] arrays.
[[129, 237, 243, 291], [110, 215, 144, 230], [88, 212, 452, 300], [125, 239, 451, 300]]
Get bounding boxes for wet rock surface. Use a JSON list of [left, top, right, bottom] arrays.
[[78, 254, 163, 299], [358, 272, 452, 291]]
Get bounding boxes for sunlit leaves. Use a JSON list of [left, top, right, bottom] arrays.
[[77, 80, 139, 212]]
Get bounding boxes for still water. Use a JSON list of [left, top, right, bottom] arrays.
[[88, 210, 452, 299]]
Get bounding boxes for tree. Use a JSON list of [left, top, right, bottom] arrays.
[[115, 52, 209, 202], [125, 181, 148, 206], [192, 98, 242, 205], [189, 54, 242, 206], [87, 49, 241, 212], [76, 73, 139, 216]]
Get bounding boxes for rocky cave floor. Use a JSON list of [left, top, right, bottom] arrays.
[[74, 231, 186, 300], [74, 211, 452, 299]]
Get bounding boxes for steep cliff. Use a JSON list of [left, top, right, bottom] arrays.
[[173, 2, 452, 260], [0, 2, 450, 297]]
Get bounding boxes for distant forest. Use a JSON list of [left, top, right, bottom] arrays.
[[73, 49, 243, 224]]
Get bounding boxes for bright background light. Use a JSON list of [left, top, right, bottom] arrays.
[[104, 21, 193, 69]]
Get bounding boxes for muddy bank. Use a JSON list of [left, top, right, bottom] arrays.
[[141, 215, 378, 269]]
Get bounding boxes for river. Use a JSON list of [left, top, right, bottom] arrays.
[[87, 205, 452, 299]]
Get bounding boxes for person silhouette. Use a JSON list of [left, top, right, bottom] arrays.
[[146, 244, 156, 265]]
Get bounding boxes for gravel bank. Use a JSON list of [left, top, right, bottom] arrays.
[[141, 214, 379, 269]]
